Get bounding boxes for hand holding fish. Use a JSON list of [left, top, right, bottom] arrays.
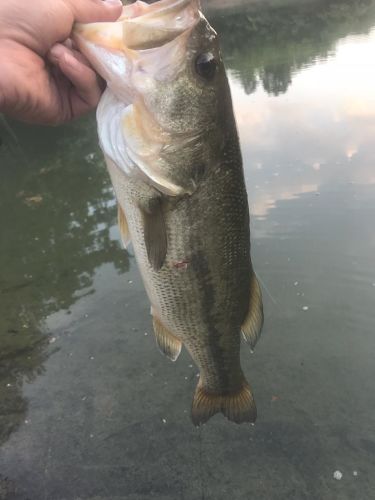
[[0, 0, 123, 124]]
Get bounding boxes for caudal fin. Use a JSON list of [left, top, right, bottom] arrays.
[[191, 378, 257, 426]]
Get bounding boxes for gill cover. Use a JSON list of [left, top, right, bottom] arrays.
[[73, 0, 202, 196]]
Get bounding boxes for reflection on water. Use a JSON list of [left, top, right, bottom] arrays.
[[1, 0, 375, 497], [230, 25, 375, 218], [0, 116, 128, 446], [209, 0, 375, 96]]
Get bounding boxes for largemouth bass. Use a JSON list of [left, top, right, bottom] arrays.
[[74, 0, 263, 425]]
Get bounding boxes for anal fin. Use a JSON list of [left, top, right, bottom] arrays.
[[241, 273, 264, 350], [152, 314, 182, 362], [191, 377, 257, 426], [118, 204, 131, 248]]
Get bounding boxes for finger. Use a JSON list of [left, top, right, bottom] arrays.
[[49, 44, 104, 117], [64, 38, 79, 52], [60, 52, 102, 106], [49, 42, 106, 91], [63, 38, 74, 50], [70, 47, 107, 92], [49, 42, 91, 67], [67, 0, 123, 24]]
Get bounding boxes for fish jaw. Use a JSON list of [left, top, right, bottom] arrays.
[[73, 20, 135, 103], [73, 0, 200, 87], [73, 0, 208, 197]]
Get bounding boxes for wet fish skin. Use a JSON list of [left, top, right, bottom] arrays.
[[74, 0, 263, 425]]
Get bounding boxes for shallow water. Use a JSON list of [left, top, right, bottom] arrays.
[[1, 0, 375, 498]]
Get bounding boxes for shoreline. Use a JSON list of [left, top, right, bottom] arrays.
[[202, 0, 318, 11]]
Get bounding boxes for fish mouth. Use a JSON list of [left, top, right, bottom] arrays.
[[73, 0, 201, 102], [73, 0, 200, 60], [73, 1, 203, 196]]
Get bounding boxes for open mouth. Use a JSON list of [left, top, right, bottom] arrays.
[[72, 0, 204, 197], [74, 0, 200, 53]]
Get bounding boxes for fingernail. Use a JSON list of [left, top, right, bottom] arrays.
[[49, 44, 65, 59], [64, 52, 79, 69], [103, 0, 123, 5]]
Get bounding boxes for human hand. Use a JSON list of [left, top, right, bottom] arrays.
[[0, 0, 123, 125]]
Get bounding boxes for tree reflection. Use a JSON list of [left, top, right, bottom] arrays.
[[240, 72, 258, 95], [0, 115, 128, 445], [259, 65, 292, 96], [209, 0, 375, 96]]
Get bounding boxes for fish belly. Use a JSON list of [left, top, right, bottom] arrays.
[[106, 142, 262, 425]]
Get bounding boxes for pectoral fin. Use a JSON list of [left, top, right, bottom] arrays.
[[118, 204, 131, 248], [152, 314, 182, 362], [241, 273, 264, 350], [140, 197, 167, 271]]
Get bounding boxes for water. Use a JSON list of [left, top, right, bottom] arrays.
[[1, 0, 375, 498]]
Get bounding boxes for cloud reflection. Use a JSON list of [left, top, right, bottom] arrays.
[[209, 0, 375, 98], [229, 28, 375, 217]]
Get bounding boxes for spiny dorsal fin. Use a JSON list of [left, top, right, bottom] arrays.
[[152, 314, 182, 362], [191, 377, 257, 426], [118, 204, 131, 248], [241, 273, 264, 350], [140, 198, 167, 271]]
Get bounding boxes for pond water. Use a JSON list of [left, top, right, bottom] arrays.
[[1, 0, 375, 498]]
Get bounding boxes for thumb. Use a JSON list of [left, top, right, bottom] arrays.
[[69, 0, 123, 23]]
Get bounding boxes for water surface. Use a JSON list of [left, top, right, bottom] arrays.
[[0, 0, 375, 498]]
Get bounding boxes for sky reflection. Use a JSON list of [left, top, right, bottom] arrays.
[[230, 28, 375, 217]]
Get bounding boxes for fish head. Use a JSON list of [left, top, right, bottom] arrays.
[[74, 0, 232, 194], [139, 15, 227, 138]]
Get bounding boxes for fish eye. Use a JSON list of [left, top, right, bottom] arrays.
[[195, 52, 217, 81]]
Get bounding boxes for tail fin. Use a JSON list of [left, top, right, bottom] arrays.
[[191, 377, 257, 426]]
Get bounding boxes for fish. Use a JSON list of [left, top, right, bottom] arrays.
[[74, 0, 263, 425]]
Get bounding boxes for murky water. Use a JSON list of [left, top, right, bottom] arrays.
[[1, 0, 375, 498]]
